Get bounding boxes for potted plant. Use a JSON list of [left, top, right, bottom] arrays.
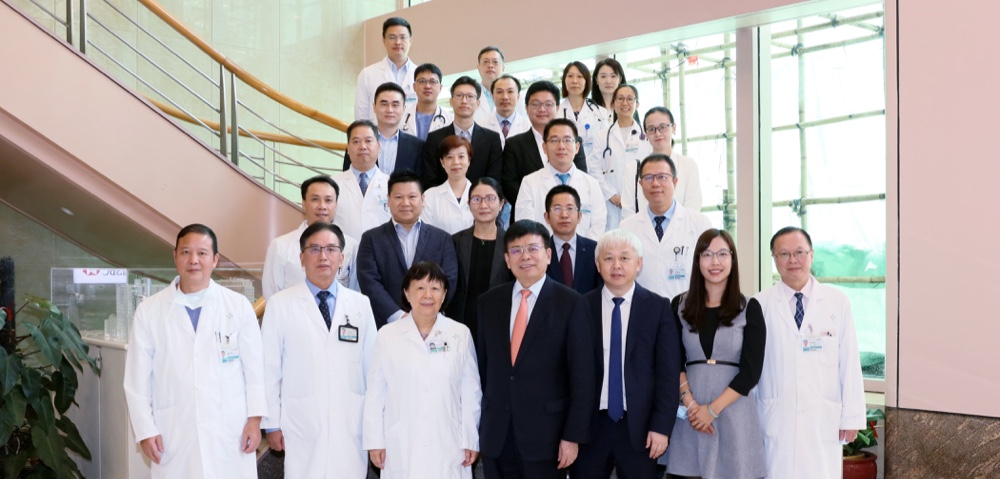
[[0, 296, 100, 478], [843, 408, 886, 479]]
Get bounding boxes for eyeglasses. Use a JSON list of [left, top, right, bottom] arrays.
[[385, 34, 410, 42], [700, 249, 732, 261], [615, 97, 637, 105], [303, 245, 342, 256], [528, 101, 557, 110], [508, 243, 544, 257], [453, 93, 478, 102], [470, 195, 498, 204], [644, 123, 673, 135], [545, 137, 577, 145], [640, 173, 674, 183], [415, 78, 440, 86], [774, 250, 812, 262], [549, 205, 578, 215]]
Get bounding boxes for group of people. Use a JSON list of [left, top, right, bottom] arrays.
[[121, 15, 867, 479]]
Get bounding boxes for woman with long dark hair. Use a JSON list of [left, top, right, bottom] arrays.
[[559, 61, 608, 157], [666, 229, 766, 479]]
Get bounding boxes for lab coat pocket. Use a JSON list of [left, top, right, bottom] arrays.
[[758, 397, 780, 440], [819, 336, 839, 368]]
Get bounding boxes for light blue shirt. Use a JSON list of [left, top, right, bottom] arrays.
[[386, 220, 422, 324], [496, 111, 516, 128], [349, 166, 376, 196], [552, 234, 578, 273], [385, 57, 409, 85], [415, 111, 433, 140], [481, 88, 495, 110], [377, 129, 399, 175], [509, 276, 546, 338], [647, 199, 677, 231], [453, 123, 474, 141]]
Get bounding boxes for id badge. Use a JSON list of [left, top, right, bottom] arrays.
[[677, 404, 688, 420], [218, 332, 240, 363], [339, 317, 359, 343], [427, 340, 450, 353], [378, 196, 389, 212], [801, 336, 824, 352], [668, 246, 688, 281]]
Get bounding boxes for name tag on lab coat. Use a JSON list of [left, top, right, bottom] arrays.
[[427, 341, 450, 353], [668, 246, 688, 281], [802, 335, 825, 352], [339, 323, 359, 343], [218, 332, 240, 363]]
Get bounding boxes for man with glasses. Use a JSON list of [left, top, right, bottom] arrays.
[[261, 222, 378, 478], [357, 170, 458, 327], [619, 154, 712, 300], [477, 219, 595, 479], [515, 119, 606, 240], [421, 76, 503, 189], [402, 63, 453, 140], [753, 226, 866, 479], [474, 46, 505, 124], [343, 82, 425, 177], [502, 81, 589, 205], [542, 185, 603, 295], [355, 17, 417, 122]]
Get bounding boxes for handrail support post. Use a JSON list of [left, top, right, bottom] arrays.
[[218, 63, 228, 158]]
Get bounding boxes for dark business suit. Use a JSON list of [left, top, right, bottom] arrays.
[[357, 220, 459, 328], [342, 130, 425, 176], [447, 226, 513, 338], [546, 235, 603, 295], [477, 277, 595, 479], [572, 283, 679, 479], [422, 122, 503, 188], [501, 130, 588, 206]]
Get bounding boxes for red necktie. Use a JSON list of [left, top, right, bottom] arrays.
[[502, 119, 510, 138], [560, 243, 574, 289]]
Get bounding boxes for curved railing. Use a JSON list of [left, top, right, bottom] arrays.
[[9, 0, 349, 200]]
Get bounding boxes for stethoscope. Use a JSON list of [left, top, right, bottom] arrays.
[[562, 99, 604, 129], [602, 123, 646, 159], [400, 107, 447, 132]]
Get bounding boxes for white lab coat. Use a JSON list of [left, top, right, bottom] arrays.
[[421, 180, 474, 234], [515, 164, 607, 240], [479, 110, 531, 148], [587, 123, 649, 229], [558, 98, 609, 158], [261, 282, 377, 478], [753, 278, 866, 479], [620, 148, 705, 217], [262, 221, 360, 299], [363, 314, 481, 479], [618, 202, 713, 299], [401, 103, 452, 139], [332, 168, 391, 241], [355, 57, 418, 121], [124, 279, 266, 479]]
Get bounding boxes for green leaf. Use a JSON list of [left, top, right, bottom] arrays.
[[0, 387, 28, 444], [31, 423, 68, 474], [23, 322, 60, 367], [28, 389, 55, 431], [866, 408, 886, 422], [40, 314, 98, 375], [3, 447, 32, 479], [57, 415, 92, 461], [20, 366, 41, 401], [25, 463, 60, 479], [0, 347, 21, 396], [53, 359, 78, 414]]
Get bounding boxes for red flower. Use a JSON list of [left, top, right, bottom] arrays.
[[870, 421, 878, 438]]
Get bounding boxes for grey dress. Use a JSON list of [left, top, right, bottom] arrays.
[[665, 295, 767, 479]]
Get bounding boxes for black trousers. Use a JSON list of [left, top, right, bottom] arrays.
[[572, 412, 657, 479], [483, 421, 563, 479]]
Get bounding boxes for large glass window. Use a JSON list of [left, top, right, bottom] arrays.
[[767, 4, 886, 380]]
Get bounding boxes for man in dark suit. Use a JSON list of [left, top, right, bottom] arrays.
[[573, 229, 679, 479], [544, 185, 603, 295], [477, 220, 595, 479], [343, 82, 425, 176], [501, 81, 587, 205], [422, 76, 503, 188], [357, 170, 458, 327]]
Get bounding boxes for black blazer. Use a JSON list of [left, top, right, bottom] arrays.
[[343, 130, 425, 176], [447, 226, 513, 326], [422, 123, 503, 188], [500, 129, 588, 205], [546, 235, 603, 295], [357, 221, 459, 328], [476, 278, 595, 462], [584, 283, 680, 452]]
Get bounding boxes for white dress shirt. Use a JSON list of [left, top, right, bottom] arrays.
[[508, 276, 546, 338]]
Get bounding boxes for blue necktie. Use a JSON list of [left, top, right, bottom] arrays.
[[359, 172, 369, 196], [501, 119, 510, 138], [608, 297, 625, 422], [317, 290, 332, 330], [794, 292, 804, 329], [654, 216, 665, 242], [556, 173, 570, 185]]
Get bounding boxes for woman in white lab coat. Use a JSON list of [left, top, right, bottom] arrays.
[[421, 135, 475, 234], [558, 61, 608, 158], [587, 84, 649, 229], [364, 262, 482, 479]]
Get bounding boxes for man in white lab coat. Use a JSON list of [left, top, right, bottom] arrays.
[[480, 75, 531, 148], [354, 17, 416, 122], [754, 226, 866, 479], [619, 154, 712, 300], [124, 224, 266, 479], [333, 120, 392, 240], [262, 175, 359, 299], [515, 118, 607, 240], [401, 63, 453, 141], [261, 222, 378, 478]]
